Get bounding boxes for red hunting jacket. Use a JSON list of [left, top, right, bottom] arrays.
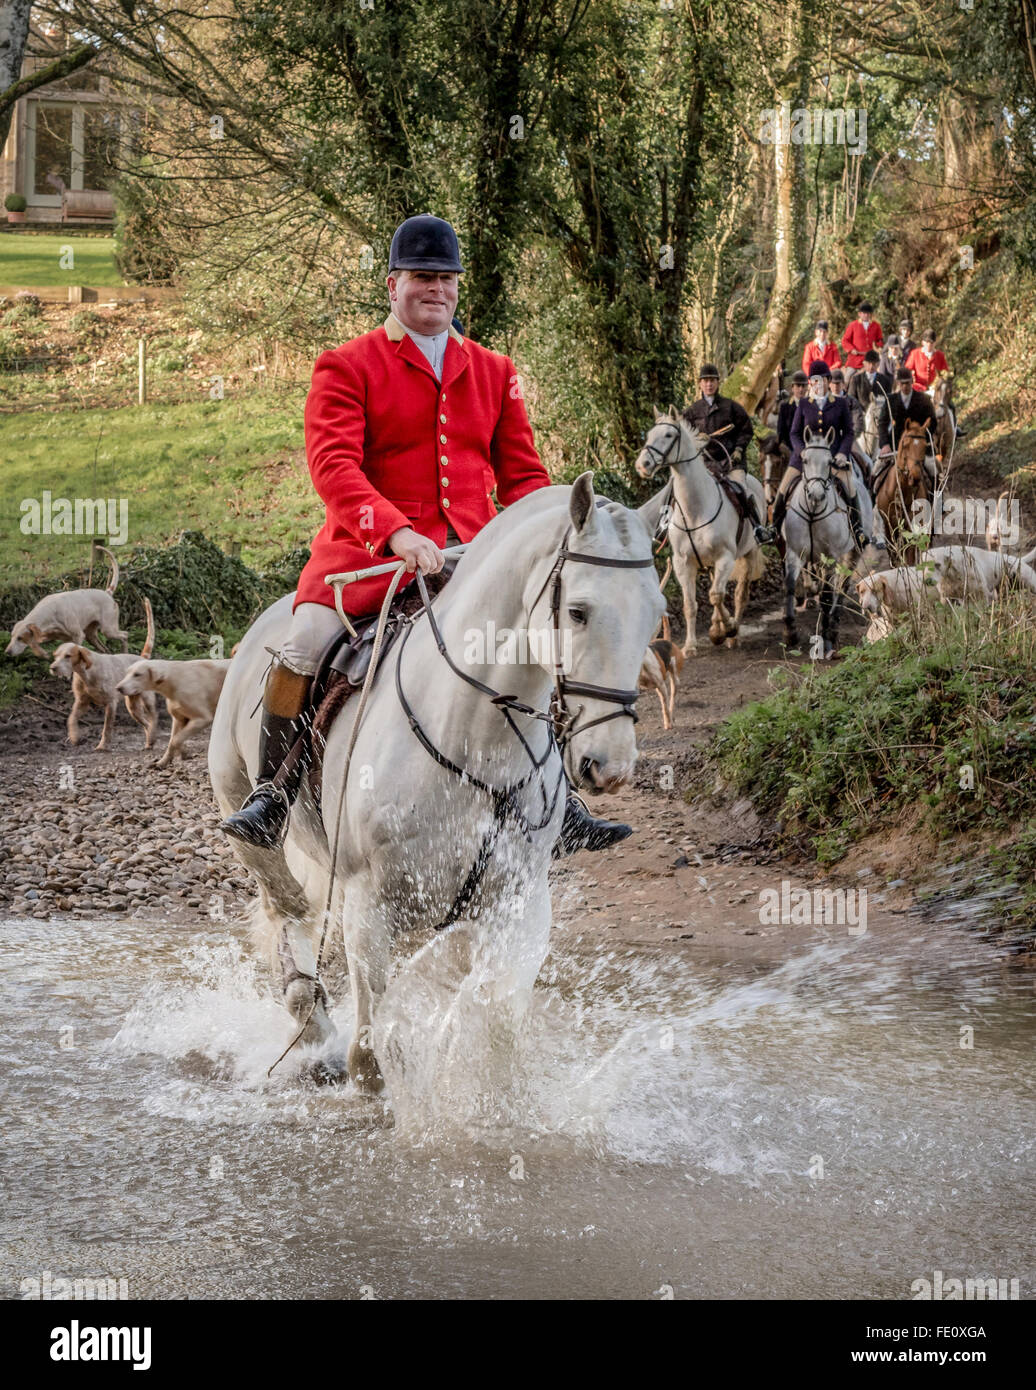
[[840, 318, 883, 368], [904, 346, 949, 391], [295, 313, 551, 616], [802, 340, 841, 375]]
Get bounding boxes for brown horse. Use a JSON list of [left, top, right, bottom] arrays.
[[758, 432, 789, 506], [931, 374, 956, 464], [875, 420, 931, 564]]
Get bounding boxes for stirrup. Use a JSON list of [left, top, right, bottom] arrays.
[[222, 780, 292, 848]]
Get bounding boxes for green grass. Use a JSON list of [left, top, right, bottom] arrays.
[[703, 600, 1036, 929], [0, 392, 316, 588], [0, 233, 123, 288]]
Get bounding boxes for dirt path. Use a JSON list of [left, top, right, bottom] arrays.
[[1, 589, 923, 960]]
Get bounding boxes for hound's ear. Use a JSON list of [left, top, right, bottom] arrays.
[[876, 577, 890, 602], [569, 471, 597, 533], [73, 647, 92, 669]]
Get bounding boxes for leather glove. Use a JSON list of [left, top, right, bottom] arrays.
[[731, 448, 744, 467], [835, 452, 849, 466]]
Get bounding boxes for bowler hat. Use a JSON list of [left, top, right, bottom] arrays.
[[791, 370, 808, 385], [896, 367, 913, 383], [699, 363, 720, 380], [389, 214, 464, 272]]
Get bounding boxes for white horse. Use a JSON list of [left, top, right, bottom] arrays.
[[781, 428, 878, 657], [633, 409, 766, 655], [855, 396, 883, 470], [209, 474, 664, 1093]]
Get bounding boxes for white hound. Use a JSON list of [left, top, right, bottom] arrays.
[[6, 547, 126, 657], [117, 657, 232, 768], [49, 598, 157, 752]]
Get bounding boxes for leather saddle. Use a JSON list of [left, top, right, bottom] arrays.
[[705, 460, 749, 542], [303, 576, 444, 806]]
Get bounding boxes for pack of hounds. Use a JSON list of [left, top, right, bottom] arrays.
[[4, 548, 232, 766], [6, 516, 1035, 757]]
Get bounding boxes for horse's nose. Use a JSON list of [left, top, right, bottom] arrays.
[[579, 755, 626, 793]]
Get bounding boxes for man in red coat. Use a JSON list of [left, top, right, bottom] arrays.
[[840, 301, 883, 378], [801, 320, 841, 376], [222, 215, 631, 854], [904, 329, 949, 391]]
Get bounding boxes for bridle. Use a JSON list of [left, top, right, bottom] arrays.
[[535, 527, 656, 744], [638, 420, 726, 567], [390, 530, 654, 928]]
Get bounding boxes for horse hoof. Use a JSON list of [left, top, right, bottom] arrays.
[[347, 1044, 385, 1095], [303, 1053, 349, 1086], [682, 645, 698, 658]]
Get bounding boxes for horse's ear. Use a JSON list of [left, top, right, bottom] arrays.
[[667, 405, 681, 422], [569, 470, 597, 533], [652, 402, 662, 419], [780, 443, 790, 461], [824, 427, 835, 446], [804, 427, 814, 444]]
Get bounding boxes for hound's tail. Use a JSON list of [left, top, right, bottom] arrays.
[[140, 597, 155, 658], [661, 612, 672, 643], [98, 545, 120, 594], [659, 558, 672, 591]]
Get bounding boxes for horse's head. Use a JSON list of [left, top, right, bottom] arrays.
[[800, 427, 835, 506], [759, 432, 789, 505], [539, 472, 666, 792], [932, 373, 953, 418], [897, 422, 928, 484], [634, 408, 706, 480]]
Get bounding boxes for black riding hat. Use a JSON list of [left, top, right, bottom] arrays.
[[699, 363, 720, 380], [896, 367, 913, 383], [808, 360, 831, 378], [388, 215, 464, 272], [791, 370, 809, 385]]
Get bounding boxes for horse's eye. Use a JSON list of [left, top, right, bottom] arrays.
[[568, 606, 588, 626]]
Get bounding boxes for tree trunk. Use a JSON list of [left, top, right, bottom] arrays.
[[723, 2, 813, 412]]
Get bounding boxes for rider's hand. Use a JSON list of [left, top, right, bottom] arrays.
[[879, 445, 892, 457], [388, 526, 445, 575], [835, 452, 849, 466]]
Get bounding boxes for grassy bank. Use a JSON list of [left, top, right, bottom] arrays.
[[0, 233, 122, 288], [0, 392, 314, 587], [705, 599, 1036, 932]]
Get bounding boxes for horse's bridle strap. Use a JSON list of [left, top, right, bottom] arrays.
[[558, 548, 656, 570]]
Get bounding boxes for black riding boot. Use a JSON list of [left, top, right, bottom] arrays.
[[741, 491, 775, 544], [221, 663, 313, 849], [770, 487, 789, 536], [845, 492, 873, 550], [552, 789, 633, 859]]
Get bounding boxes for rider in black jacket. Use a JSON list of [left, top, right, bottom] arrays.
[[682, 364, 770, 544]]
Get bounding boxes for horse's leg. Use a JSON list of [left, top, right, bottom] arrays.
[[728, 554, 752, 649], [678, 552, 699, 657], [708, 551, 736, 645], [212, 756, 335, 1054], [783, 552, 802, 652], [342, 877, 389, 1094]]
